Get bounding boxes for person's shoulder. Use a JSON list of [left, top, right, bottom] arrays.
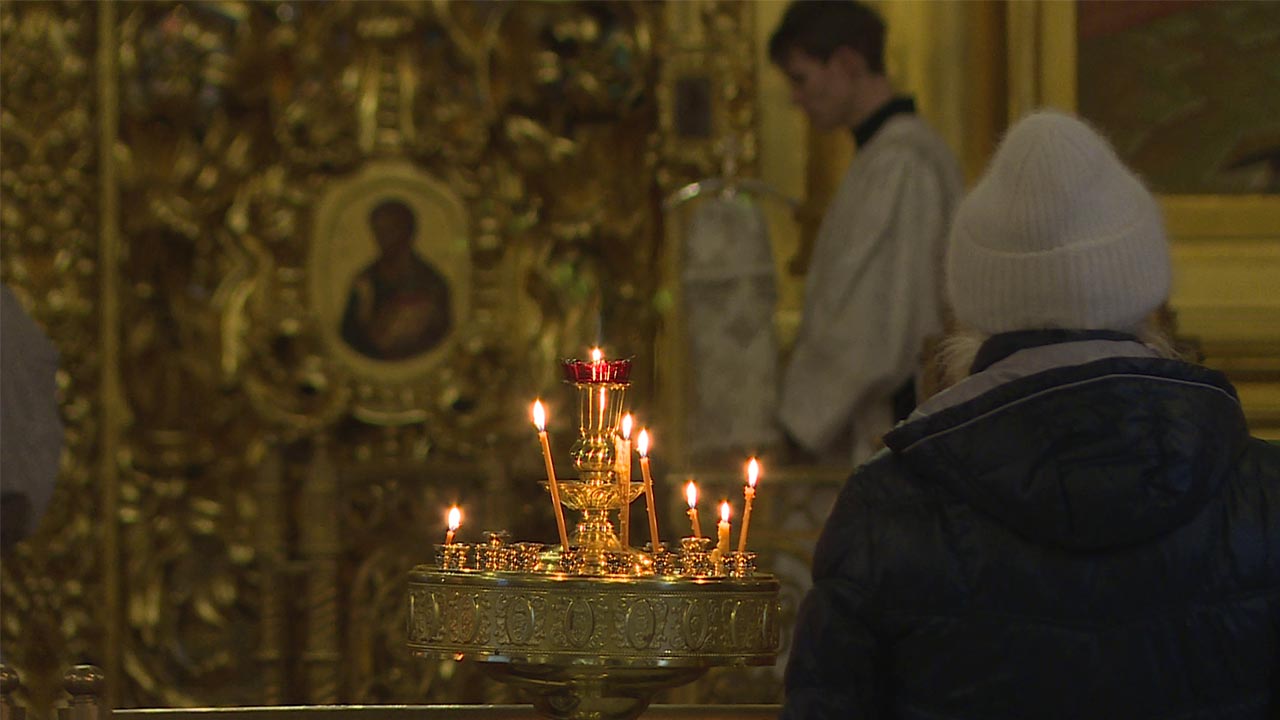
[[834, 449, 947, 518], [861, 118, 961, 181], [1235, 436, 1280, 489], [879, 113, 949, 146], [811, 451, 951, 579]]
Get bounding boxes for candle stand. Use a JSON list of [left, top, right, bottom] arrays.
[[408, 356, 780, 720]]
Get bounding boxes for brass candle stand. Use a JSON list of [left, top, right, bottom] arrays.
[[408, 354, 780, 720]]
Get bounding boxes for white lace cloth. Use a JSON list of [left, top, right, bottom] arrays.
[[681, 195, 781, 459]]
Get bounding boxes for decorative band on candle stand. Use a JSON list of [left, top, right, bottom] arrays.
[[435, 543, 470, 570]]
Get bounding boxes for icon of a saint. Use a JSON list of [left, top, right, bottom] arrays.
[[340, 199, 452, 361]]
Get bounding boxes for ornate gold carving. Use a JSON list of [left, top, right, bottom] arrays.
[[0, 1, 104, 714], [2, 0, 762, 710]]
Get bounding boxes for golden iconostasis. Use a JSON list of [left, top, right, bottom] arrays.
[[2, 0, 1276, 715]]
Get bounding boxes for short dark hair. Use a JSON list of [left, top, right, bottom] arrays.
[[768, 0, 886, 74]]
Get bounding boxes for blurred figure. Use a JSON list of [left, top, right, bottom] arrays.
[[340, 199, 452, 361], [1, 283, 64, 551], [769, 0, 963, 467], [782, 111, 1280, 718]]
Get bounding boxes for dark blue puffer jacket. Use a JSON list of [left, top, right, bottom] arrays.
[[781, 342, 1280, 720]]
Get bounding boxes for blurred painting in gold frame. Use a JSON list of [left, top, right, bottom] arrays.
[[308, 160, 470, 383], [1076, 0, 1280, 195]]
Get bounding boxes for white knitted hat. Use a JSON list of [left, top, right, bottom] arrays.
[[947, 110, 1171, 334]]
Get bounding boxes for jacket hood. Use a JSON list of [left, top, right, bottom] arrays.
[[884, 354, 1248, 551]]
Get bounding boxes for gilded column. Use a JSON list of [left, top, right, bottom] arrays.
[[96, 0, 123, 707], [254, 441, 287, 703], [301, 438, 340, 702]]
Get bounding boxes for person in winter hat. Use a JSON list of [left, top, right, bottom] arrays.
[[780, 109, 1280, 720]]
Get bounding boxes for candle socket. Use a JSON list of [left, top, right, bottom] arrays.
[[475, 531, 510, 572], [679, 536, 714, 577], [604, 550, 638, 576], [435, 543, 470, 571], [725, 550, 758, 579], [558, 548, 588, 575], [646, 542, 681, 576], [508, 542, 546, 573]]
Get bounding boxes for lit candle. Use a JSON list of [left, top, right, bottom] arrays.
[[591, 346, 603, 382], [532, 399, 572, 550], [616, 413, 633, 548], [637, 428, 660, 550], [685, 480, 702, 539], [715, 500, 731, 557], [445, 505, 462, 545], [738, 457, 759, 553]]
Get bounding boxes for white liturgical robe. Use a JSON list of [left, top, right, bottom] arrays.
[[779, 113, 962, 466]]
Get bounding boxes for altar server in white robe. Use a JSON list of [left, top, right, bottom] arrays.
[[769, 0, 963, 466]]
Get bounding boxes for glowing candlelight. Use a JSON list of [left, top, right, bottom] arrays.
[[532, 399, 571, 550], [738, 457, 759, 553], [591, 347, 603, 381], [445, 505, 462, 545], [616, 413, 633, 548], [685, 480, 702, 539], [716, 500, 731, 557], [637, 428, 660, 549]]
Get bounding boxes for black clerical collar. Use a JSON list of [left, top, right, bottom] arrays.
[[970, 329, 1142, 374], [852, 96, 916, 148]]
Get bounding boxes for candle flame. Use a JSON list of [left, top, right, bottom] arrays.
[[532, 400, 547, 431], [590, 347, 603, 362], [720, 500, 731, 523], [621, 413, 633, 439], [685, 480, 698, 509], [447, 505, 462, 531], [636, 428, 650, 456], [747, 457, 760, 488]]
